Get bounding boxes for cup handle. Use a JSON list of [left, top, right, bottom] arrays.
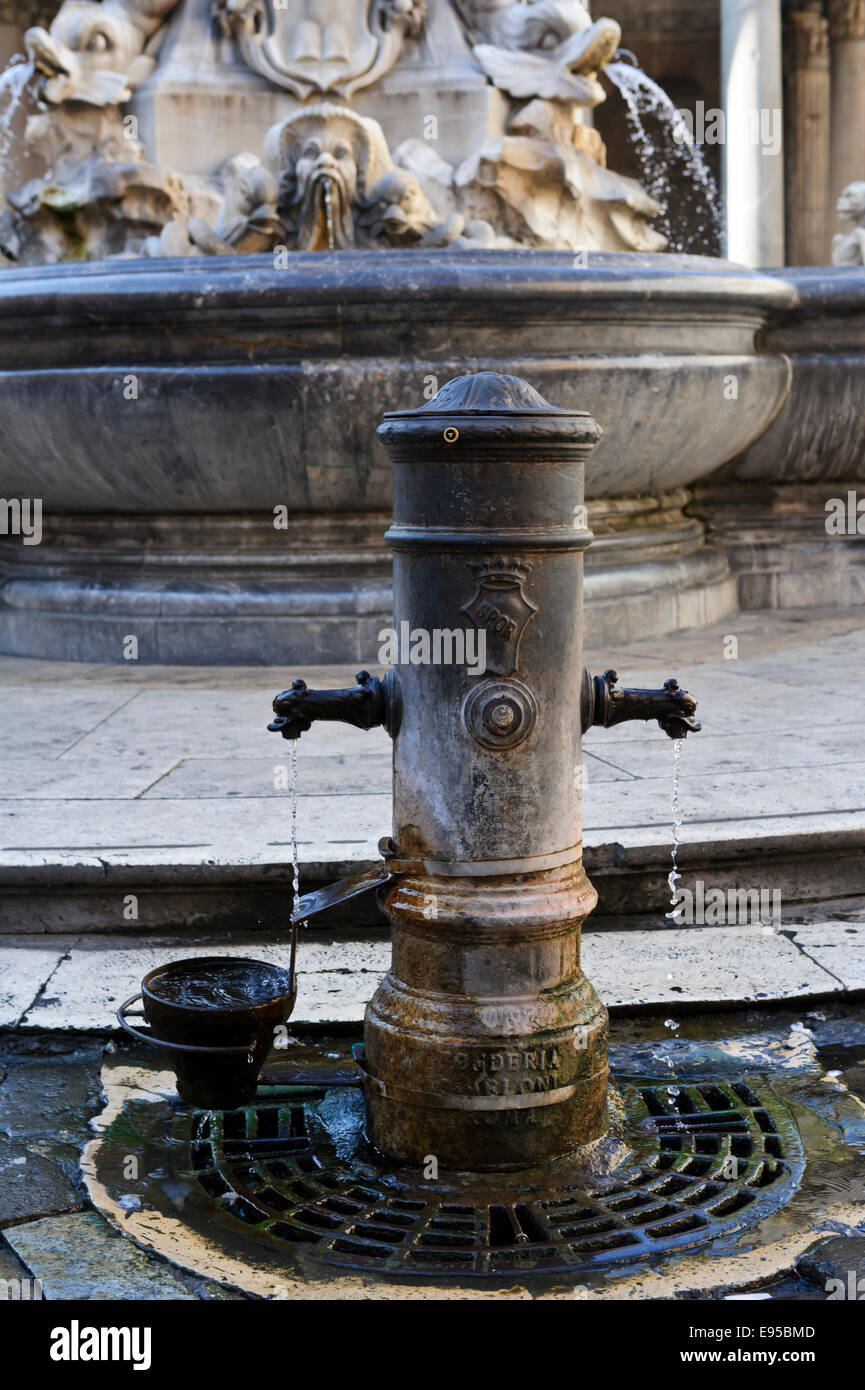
[[115, 994, 258, 1055]]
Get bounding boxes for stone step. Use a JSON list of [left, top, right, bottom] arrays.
[[2, 921, 863, 1030]]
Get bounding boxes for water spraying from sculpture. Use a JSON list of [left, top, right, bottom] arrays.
[[605, 58, 721, 255], [323, 176, 335, 253], [0, 60, 30, 170], [0, 0, 719, 266]]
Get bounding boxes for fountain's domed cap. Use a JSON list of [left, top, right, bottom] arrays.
[[377, 372, 602, 460]]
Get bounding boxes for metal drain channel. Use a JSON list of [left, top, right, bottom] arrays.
[[178, 1077, 802, 1278]]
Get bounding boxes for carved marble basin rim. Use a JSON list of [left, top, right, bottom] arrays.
[[0, 247, 796, 320], [0, 248, 795, 507]]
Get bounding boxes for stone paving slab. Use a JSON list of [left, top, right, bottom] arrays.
[[584, 926, 846, 1009], [0, 1239, 30, 1285], [4, 1210, 199, 1299], [789, 924, 865, 991], [0, 941, 71, 1026], [0, 1136, 84, 1228], [0, 758, 173, 801], [8, 926, 860, 1030], [797, 1236, 865, 1291]]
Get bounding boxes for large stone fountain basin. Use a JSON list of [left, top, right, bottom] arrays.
[[0, 249, 793, 508], [0, 249, 794, 662], [692, 267, 865, 613]]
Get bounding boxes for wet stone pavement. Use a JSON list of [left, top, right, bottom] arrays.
[[0, 1033, 243, 1299], [2, 1007, 865, 1300]]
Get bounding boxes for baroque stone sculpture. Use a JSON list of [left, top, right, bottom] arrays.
[[0, 0, 221, 261], [832, 181, 865, 265], [0, 0, 667, 263]]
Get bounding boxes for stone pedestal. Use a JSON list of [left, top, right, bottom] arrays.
[[691, 481, 865, 610], [583, 491, 737, 645]]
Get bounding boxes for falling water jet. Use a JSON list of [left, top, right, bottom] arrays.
[[604, 60, 721, 255], [323, 175, 335, 251], [0, 60, 32, 169], [666, 736, 683, 919], [288, 741, 307, 929]]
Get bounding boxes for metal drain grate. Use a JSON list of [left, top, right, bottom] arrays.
[[179, 1077, 802, 1278]]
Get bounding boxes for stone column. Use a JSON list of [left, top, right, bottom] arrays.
[[787, 6, 832, 264], [721, 0, 786, 265], [828, 0, 865, 206]]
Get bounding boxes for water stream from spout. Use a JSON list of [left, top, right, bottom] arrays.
[[0, 60, 31, 169], [604, 59, 721, 254], [665, 737, 683, 920], [288, 742, 307, 930], [323, 176, 335, 251]]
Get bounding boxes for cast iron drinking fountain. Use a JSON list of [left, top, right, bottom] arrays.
[[267, 370, 700, 1174], [110, 375, 837, 1283], [118, 372, 700, 1153]]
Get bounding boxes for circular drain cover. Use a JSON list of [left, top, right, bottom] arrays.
[[176, 1075, 802, 1279]]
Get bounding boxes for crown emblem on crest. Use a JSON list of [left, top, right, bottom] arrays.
[[461, 556, 537, 676], [469, 556, 532, 581]]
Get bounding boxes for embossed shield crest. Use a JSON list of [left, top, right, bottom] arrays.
[[461, 561, 537, 675], [219, 0, 425, 101]]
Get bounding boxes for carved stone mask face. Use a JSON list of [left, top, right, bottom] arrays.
[[283, 123, 365, 250], [293, 133, 360, 210], [263, 104, 394, 250]]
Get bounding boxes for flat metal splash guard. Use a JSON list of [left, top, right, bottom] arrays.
[[174, 1075, 802, 1279]]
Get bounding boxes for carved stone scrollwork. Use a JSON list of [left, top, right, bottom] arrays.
[[213, 0, 427, 100]]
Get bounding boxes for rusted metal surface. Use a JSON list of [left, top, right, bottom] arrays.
[[268, 371, 701, 1172]]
